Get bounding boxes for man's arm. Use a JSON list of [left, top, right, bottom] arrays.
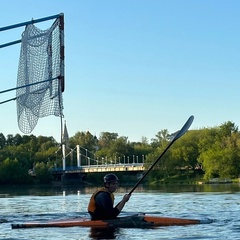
[[115, 194, 131, 212]]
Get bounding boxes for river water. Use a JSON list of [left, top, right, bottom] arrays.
[[0, 183, 240, 239]]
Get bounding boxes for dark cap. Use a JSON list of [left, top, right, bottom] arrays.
[[103, 173, 119, 183]]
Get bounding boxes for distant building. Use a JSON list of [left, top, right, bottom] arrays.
[[62, 120, 69, 146]]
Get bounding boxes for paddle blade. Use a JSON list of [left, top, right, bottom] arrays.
[[174, 115, 194, 141], [128, 115, 194, 195]]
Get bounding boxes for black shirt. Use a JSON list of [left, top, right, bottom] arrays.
[[90, 191, 120, 220]]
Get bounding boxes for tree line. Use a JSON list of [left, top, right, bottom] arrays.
[[0, 121, 239, 184]]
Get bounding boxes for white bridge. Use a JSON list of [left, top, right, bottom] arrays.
[[52, 163, 145, 175], [63, 163, 145, 174], [58, 144, 146, 173]]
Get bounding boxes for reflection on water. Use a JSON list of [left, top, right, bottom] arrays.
[[0, 183, 240, 239], [89, 227, 119, 239], [145, 183, 240, 193], [0, 183, 240, 197]]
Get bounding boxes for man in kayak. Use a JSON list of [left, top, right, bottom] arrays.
[[88, 173, 131, 220]]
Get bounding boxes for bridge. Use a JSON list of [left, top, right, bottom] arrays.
[[52, 163, 145, 175], [51, 163, 145, 181], [56, 144, 146, 172], [51, 144, 146, 180]]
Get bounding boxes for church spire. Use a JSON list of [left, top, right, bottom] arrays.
[[62, 120, 69, 146]]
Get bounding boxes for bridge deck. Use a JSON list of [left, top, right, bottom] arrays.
[[52, 163, 145, 174]]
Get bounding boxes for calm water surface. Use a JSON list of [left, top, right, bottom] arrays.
[[0, 184, 240, 239]]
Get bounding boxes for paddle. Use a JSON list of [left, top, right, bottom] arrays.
[[128, 115, 194, 195]]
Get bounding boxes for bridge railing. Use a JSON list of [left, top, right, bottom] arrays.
[[59, 144, 146, 171], [52, 163, 145, 173]]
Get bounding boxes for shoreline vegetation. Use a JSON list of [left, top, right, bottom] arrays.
[[1, 121, 240, 185], [7, 173, 240, 187], [0, 176, 239, 189]]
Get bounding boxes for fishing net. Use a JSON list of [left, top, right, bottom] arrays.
[[16, 17, 64, 134]]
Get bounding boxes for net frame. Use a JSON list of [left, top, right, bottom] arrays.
[[0, 13, 65, 139]]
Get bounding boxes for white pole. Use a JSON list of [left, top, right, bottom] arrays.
[[62, 144, 66, 171], [77, 145, 80, 167]]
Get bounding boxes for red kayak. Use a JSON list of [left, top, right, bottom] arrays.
[[12, 214, 212, 229]]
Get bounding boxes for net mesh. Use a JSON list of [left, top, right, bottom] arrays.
[[16, 18, 63, 134]]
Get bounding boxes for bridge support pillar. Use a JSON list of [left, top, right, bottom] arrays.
[[77, 145, 81, 167], [62, 144, 66, 171]]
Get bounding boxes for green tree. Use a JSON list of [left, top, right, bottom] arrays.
[[171, 130, 199, 169], [6, 134, 14, 146], [151, 129, 169, 148], [34, 162, 53, 183], [13, 134, 23, 146], [132, 142, 153, 163], [70, 131, 97, 152], [0, 158, 33, 184], [95, 135, 133, 164], [109, 136, 133, 162], [219, 121, 238, 137], [98, 132, 118, 149], [0, 133, 6, 149], [199, 123, 240, 179], [145, 141, 171, 182]]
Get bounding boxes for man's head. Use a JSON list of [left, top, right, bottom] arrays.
[[103, 173, 119, 193]]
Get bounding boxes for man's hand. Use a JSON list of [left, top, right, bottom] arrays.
[[116, 194, 131, 212], [122, 194, 131, 203]]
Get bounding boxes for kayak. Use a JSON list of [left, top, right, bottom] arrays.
[[12, 214, 212, 229], [11, 214, 212, 229]]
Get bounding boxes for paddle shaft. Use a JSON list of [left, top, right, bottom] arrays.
[[128, 139, 176, 195], [128, 115, 194, 195]]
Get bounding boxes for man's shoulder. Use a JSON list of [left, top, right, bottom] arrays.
[[96, 190, 109, 197], [95, 191, 111, 206]]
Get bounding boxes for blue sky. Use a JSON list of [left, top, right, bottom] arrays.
[[1, 0, 240, 143]]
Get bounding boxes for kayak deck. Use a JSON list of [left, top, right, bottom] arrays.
[[12, 214, 212, 229]]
